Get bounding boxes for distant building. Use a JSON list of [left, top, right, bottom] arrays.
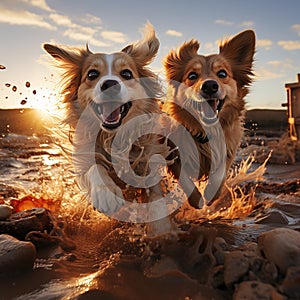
[[283, 74, 300, 140]]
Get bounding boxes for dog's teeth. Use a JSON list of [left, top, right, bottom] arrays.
[[101, 114, 121, 125]]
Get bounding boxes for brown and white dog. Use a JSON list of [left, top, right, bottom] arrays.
[[163, 30, 256, 209], [43, 24, 170, 219]]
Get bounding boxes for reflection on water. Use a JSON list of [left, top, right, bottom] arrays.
[[0, 133, 299, 299]]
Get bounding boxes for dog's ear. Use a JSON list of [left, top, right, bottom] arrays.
[[164, 40, 200, 85], [43, 43, 92, 104], [122, 22, 159, 66], [219, 30, 255, 87], [43, 43, 91, 66]]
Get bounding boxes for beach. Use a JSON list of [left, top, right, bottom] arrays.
[[0, 108, 299, 299]]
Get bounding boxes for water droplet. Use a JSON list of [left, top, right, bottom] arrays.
[[0, 65, 6, 70], [33, 90, 36, 95], [25, 81, 30, 88], [20, 100, 27, 105], [12, 86, 17, 92], [5, 83, 11, 87]]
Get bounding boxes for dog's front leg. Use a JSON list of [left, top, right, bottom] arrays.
[[78, 164, 125, 215], [146, 182, 178, 236]]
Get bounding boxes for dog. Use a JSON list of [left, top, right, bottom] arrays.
[[43, 24, 171, 220], [163, 30, 256, 209]]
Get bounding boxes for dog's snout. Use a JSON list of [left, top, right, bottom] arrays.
[[101, 80, 121, 96], [201, 80, 219, 97]]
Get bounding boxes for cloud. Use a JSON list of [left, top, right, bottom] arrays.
[[81, 13, 102, 25], [21, 0, 53, 12], [291, 24, 300, 35], [215, 19, 233, 26], [277, 40, 300, 50], [165, 29, 182, 37], [48, 12, 107, 47], [101, 31, 127, 43], [64, 27, 96, 40], [49, 13, 73, 27], [0, 8, 56, 30], [239, 21, 254, 27], [63, 27, 110, 48], [256, 67, 283, 80], [256, 60, 294, 80], [257, 39, 272, 50], [203, 42, 217, 53]]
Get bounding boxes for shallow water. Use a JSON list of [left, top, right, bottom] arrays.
[[0, 133, 299, 299]]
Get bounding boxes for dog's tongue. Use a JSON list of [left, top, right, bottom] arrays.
[[102, 103, 121, 123], [200, 100, 218, 119]]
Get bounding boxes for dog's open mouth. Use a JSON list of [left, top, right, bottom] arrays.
[[205, 98, 225, 116], [191, 98, 225, 124], [90, 101, 132, 130]]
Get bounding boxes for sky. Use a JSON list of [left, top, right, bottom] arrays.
[[1, 0, 300, 111]]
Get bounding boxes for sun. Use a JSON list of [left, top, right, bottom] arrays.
[[26, 85, 65, 120], [29, 88, 57, 111]]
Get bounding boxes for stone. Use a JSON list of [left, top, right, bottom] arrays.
[[214, 249, 228, 265], [0, 234, 36, 274], [213, 237, 229, 265], [214, 237, 229, 251], [249, 256, 264, 273], [208, 265, 225, 289], [258, 228, 300, 273], [0, 207, 53, 239], [224, 250, 250, 287], [259, 260, 278, 284], [233, 281, 285, 300], [238, 242, 259, 254], [0, 204, 13, 220], [255, 211, 289, 225], [279, 266, 300, 298]]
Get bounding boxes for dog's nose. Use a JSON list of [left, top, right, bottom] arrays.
[[201, 80, 219, 97], [101, 80, 121, 96]]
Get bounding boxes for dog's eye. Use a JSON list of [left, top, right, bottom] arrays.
[[87, 69, 100, 81], [121, 69, 133, 80], [217, 70, 227, 79], [187, 72, 198, 81]]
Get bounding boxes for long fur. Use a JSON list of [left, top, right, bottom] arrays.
[[163, 30, 256, 208], [43, 24, 171, 216]]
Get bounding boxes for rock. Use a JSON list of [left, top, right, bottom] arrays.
[[224, 250, 250, 287], [233, 281, 285, 300], [238, 242, 259, 254], [0, 208, 53, 239], [255, 211, 289, 225], [214, 237, 229, 251], [249, 256, 264, 273], [258, 228, 300, 273], [208, 265, 225, 289], [0, 234, 36, 274], [213, 237, 230, 265], [259, 261, 278, 284], [0, 204, 13, 220], [214, 249, 228, 265], [279, 266, 300, 298]]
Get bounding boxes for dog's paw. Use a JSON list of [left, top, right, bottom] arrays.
[[90, 183, 125, 215], [81, 164, 125, 215]]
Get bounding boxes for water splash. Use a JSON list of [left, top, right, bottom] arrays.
[[175, 153, 271, 222]]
